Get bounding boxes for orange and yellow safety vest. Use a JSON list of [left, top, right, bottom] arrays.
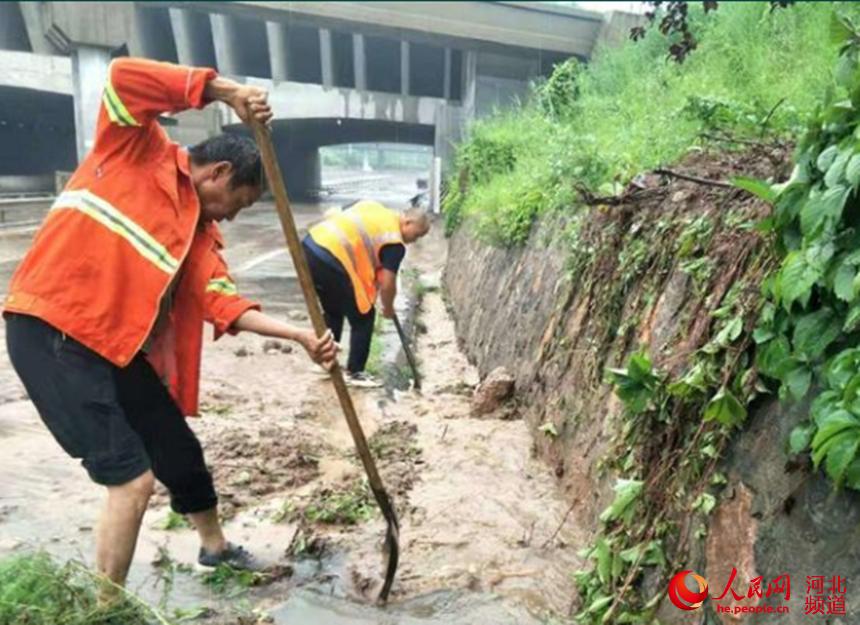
[[308, 201, 403, 313]]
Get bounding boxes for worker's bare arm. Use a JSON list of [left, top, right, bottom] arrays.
[[231, 309, 337, 367], [204, 78, 273, 126], [378, 269, 397, 319]]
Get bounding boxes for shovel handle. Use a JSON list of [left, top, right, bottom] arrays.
[[392, 314, 421, 391], [250, 121, 399, 603]]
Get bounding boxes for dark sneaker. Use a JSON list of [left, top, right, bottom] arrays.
[[346, 371, 383, 388], [197, 542, 261, 572]]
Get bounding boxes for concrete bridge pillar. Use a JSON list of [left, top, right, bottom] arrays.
[[267, 21, 290, 82], [210, 14, 241, 75], [443, 48, 452, 100], [400, 41, 410, 96], [71, 45, 111, 162], [319, 28, 334, 88], [169, 8, 216, 68], [273, 140, 321, 200], [462, 50, 478, 120], [352, 34, 367, 91], [0, 3, 31, 51]]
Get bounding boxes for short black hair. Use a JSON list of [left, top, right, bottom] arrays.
[[189, 133, 262, 189]]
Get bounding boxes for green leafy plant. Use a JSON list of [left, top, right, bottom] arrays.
[[304, 481, 375, 525], [200, 564, 269, 596], [0, 552, 176, 625], [751, 12, 860, 491]]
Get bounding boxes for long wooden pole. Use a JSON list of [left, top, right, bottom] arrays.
[[250, 122, 399, 603]]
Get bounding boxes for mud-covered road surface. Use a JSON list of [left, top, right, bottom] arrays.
[[0, 172, 584, 624]]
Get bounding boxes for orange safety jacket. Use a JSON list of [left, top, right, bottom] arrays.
[[3, 57, 258, 416], [307, 201, 403, 313]]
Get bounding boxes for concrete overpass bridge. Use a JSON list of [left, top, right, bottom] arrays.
[[0, 1, 640, 197]]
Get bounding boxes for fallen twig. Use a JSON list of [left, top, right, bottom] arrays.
[[759, 97, 786, 138], [654, 168, 734, 189], [541, 498, 578, 548]]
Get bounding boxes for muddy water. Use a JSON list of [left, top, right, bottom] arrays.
[[0, 169, 585, 624]]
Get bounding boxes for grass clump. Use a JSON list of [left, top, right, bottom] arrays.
[[154, 510, 190, 531], [199, 565, 267, 596], [304, 481, 375, 525], [0, 551, 171, 625]]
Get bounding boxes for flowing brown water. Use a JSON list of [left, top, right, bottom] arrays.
[[0, 169, 584, 624]]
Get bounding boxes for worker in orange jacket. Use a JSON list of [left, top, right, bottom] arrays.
[[3, 57, 336, 589]]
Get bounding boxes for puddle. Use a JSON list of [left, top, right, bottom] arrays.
[[273, 588, 545, 625]]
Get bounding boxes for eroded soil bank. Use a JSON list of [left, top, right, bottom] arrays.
[[444, 146, 860, 624]]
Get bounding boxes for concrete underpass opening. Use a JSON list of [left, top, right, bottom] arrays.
[[321, 143, 433, 174], [0, 87, 75, 194]]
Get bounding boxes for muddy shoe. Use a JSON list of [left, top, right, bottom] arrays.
[[197, 542, 261, 572], [346, 371, 383, 388]]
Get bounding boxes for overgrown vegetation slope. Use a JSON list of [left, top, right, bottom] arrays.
[[444, 2, 851, 245]]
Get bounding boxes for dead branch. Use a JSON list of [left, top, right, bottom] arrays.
[[654, 168, 734, 189]]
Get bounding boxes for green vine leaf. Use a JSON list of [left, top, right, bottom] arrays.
[[834, 261, 857, 302], [599, 479, 643, 525], [607, 352, 660, 414], [731, 176, 776, 204], [845, 153, 860, 186], [816, 145, 839, 172], [844, 304, 860, 332], [830, 12, 859, 47], [845, 458, 860, 489], [799, 185, 849, 238], [692, 492, 717, 515], [539, 422, 559, 438], [703, 387, 747, 428], [792, 307, 842, 360], [756, 335, 792, 379], [810, 409, 860, 470], [713, 316, 744, 348], [789, 423, 814, 454], [825, 150, 851, 188], [825, 434, 860, 486], [777, 250, 820, 311], [786, 366, 813, 401]]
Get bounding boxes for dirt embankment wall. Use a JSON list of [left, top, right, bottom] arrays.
[[443, 148, 860, 624]]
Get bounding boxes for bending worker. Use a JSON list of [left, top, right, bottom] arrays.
[[302, 201, 430, 387], [3, 57, 336, 590]]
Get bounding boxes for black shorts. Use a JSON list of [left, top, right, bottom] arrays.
[[4, 312, 217, 514]]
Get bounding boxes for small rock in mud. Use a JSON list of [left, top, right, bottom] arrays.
[[288, 310, 308, 321], [262, 339, 282, 354], [0, 504, 17, 522], [671, 189, 696, 204], [471, 367, 515, 416], [436, 381, 475, 396], [262, 339, 293, 355], [235, 346, 252, 357]]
